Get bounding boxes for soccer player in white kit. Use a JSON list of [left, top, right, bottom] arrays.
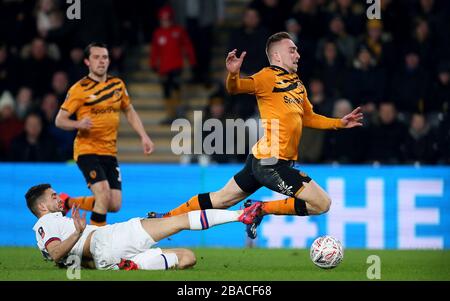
[[27, 184, 261, 270]]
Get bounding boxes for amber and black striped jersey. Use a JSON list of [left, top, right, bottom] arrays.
[[61, 75, 131, 161], [227, 65, 343, 161]]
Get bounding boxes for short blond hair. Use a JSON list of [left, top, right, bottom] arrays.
[[265, 32, 294, 60]]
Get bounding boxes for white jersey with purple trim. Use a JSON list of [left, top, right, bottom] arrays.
[[32, 212, 98, 265]]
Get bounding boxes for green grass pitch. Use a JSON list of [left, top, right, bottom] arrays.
[[1, 247, 449, 281]]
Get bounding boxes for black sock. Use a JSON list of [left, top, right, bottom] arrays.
[[198, 193, 213, 209], [90, 212, 107, 224], [294, 198, 309, 216]]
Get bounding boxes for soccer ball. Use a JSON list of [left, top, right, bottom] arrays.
[[310, 235, 344, 269]]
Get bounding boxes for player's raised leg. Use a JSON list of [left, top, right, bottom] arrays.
[[252, 157, 330, 217], [89, 180, 112, 226], [143, 204, 261, 242], [160, 154, 262, 217], [59, 193, 95, 215], [159, 177, 250, 217], [108, 189, 122, 212]]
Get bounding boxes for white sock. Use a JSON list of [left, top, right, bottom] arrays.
[[188, 209, 240, 230], [132, 251, 179, 270]]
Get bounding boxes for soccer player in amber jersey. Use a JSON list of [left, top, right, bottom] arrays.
[[55, 43, 154, 226], [151, 32, 363, 239]]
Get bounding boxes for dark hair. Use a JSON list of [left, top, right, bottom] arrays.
[[84, 42, 108, 59], [25, 184, 51, 217], [265, 32, 293, 58]]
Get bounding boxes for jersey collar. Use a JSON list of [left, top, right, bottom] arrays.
[[269, 65, 290, 75]]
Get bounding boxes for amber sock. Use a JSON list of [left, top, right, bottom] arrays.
[[262, 197, 309, 216], [165, 193, 213, 217], [68, 196, 95, 211], [90, 212, 107, 226]]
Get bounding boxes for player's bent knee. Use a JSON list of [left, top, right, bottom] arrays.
[[108, 202, 121, 213], [177, 249, 196, 269], [317, 195, 331, 214]]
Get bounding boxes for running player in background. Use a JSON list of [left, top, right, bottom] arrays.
[[150, 32, 363, 239], [55, 43, 154, 226]]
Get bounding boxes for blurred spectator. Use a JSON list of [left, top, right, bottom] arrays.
[[202, 82, 236, 163], [249, 0, 293, 34], [292, 0, 329, 42], [40, 93, 75, 160], [35, 0, 64, 38], [51, 71, 69, 103], [429, 61, 450, 114], [66, 47, 87, 85], [227, 7, 268, 120], [321, 99, 364, 163], [228, 8, 269, 76], [150, 5, 196, 124], [9, 112, 60, 162], [401, 113, 437, 164], [360, 19, 395, 70], [407, 18, 436, 72], [285, 17, 316, 81], [15, 86, 34, 120], [307, 78, 334, 116], [379, 0, 410, 44], [20, 38, 56, 97], [113, 0, 166, 44], [0, 43, 20, 95], [0, 0, 36, 51], [314, 40, 347, 98], [390, 50, 430, 113], [0, 91, 24, 156], [366, 102, 407, 164], [171, 0, 224, 86], [317, 15, 356, 67], [327, 0, 365, 37], [44, 0, 122, 60], [345, 46, 386, 111]]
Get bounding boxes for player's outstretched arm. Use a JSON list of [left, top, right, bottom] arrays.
[[122, 104, 155, 155], [226, 49, 246, 75], [55, 109, 92, 131], [225, 49, 256, 94], [340, 107, 364, 128], [45, 205, 86, 263]]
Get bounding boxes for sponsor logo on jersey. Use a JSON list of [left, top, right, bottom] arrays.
[[90, 106, 120, 115]]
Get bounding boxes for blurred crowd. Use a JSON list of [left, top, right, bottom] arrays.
[[0, 0, 166, 161], [205, 0, 450, 165], [0, 0, 449, 165]]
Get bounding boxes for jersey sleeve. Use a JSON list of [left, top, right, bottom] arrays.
[[226, 72, 256, 94], [302, 90, 344, 129], [120, 81, 131, 110], [60, 85, 84, 115], [35, 221, 62, 252], [250, 68, 275, 96]]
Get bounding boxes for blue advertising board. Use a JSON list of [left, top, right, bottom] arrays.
[[0, 163, 448, 249]]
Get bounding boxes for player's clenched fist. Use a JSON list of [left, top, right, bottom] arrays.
[[77, 117, 92, 130]]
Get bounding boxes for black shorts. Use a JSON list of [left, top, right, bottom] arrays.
[[234, 154, 311, 197], [76, 155, 122, 190]]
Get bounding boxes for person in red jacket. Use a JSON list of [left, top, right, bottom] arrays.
[[150, 6, 196, 124]]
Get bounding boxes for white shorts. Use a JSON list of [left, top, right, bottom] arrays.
[[90, 218, 160, 270]]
